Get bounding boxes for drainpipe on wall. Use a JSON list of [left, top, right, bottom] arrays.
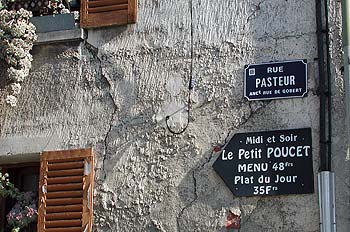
[[316, 0, 336, 231]]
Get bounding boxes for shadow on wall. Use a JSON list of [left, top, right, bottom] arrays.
[[87, 25, 129, 50], [0, 62, 8, 106], [0, 62, 8, 89]]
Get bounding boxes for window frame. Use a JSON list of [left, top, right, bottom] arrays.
[[0, 162, 40, 232]]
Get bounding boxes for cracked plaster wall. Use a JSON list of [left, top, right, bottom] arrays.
[[328, 1, 350, 232], [0, 0, 347, 231]]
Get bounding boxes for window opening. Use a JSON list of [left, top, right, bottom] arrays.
[[7, 0, 80, 18], [0, 163, 39, 232]]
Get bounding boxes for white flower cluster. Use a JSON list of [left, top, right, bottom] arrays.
[[5, 94, 17, 107], [48, 0, 70, 15], [8, 66, 30, 82], [72, 11, 79, 20], [0, 9, 37, 107]]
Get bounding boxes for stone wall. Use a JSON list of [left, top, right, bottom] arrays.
[[0, 0, 348, 231]]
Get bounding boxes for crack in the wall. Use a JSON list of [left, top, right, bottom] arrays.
[[176, 169, 197, 232], [100, 69, 119, 181], [241, 197, 262, 226], [241, 198, 288, 230], [176, 100, 271, 230], [0, 0, 334, 230], [43, 133, 55, 151], [270, 32, 316, 41], [176, 148, 216, 231], [175, 0, 196, 230], [246, 0, 266, 23], [82, 41, 119, 180], [239, 101, 271, 129], [102, 105, 118, 180]]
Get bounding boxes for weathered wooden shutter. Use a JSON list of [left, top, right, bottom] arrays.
[[38, 148, 95, 232], [80, 0, 137, 28]]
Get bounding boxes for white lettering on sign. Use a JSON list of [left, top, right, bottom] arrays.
[[267, 66, 284, 73], [279, 134, 298, 142], [249, 90, 261, 96], [263, 90, 272, 95], [253, 186, 277, 195], [238, 148, 262, 159], [266, 146, 311, 158], [246, 136, 263, 144], [212, 129, 313, 196], [258, 175, 271, 184], [267, 136, 276, 143], [221, 150, 234, 161], [255, 75, 296, 88], [234, 176, 254, 184], [238, 163, 268, 173], [274, 175, 297, 183], [282, 88, 302, 93]]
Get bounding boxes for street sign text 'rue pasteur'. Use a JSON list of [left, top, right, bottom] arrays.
[[212, 128, 314, 196], [244, 60, 308, 100]]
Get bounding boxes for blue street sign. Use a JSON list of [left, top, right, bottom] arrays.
[[244, 60, 308, 101]]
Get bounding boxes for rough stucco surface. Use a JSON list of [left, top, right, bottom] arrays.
[[328, 1, 350, 232], [0, 0, 347, 231]]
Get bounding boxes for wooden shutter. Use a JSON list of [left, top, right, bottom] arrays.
[[38, 148, 95, 232], [80, 0, 137, 28]]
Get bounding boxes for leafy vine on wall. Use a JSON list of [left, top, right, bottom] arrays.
[[0, 2, 37, 107]]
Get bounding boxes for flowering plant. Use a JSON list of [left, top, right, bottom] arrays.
[[0, 170, 17, 198], [47, 0, 70, 15], [0, 8, 37, 106], [0, 170, 38, 232], [6, 192, 38, 232]]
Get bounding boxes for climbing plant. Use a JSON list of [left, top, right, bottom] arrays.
[[0, 2, 37, 106]]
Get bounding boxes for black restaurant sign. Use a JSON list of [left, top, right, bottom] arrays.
[[212, 128, 314, 197], [244, 60, 308, 100]]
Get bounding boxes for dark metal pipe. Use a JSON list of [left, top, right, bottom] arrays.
[[316, 2, 336, 230], [316, 0, 328, 171], [324, 0, 332, 171]]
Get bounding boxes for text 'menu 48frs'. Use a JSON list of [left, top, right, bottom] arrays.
[[212, 128, 314, 196]]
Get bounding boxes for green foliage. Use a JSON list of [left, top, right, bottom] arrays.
[[0, 1, 4, 11], [0, 0, 15, 11], [0, 169, 38, 232], [0, 169, 19, 198], [0, 8, 37, 106]]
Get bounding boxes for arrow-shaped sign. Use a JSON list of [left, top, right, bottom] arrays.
[[212, 128, 314, 196]]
